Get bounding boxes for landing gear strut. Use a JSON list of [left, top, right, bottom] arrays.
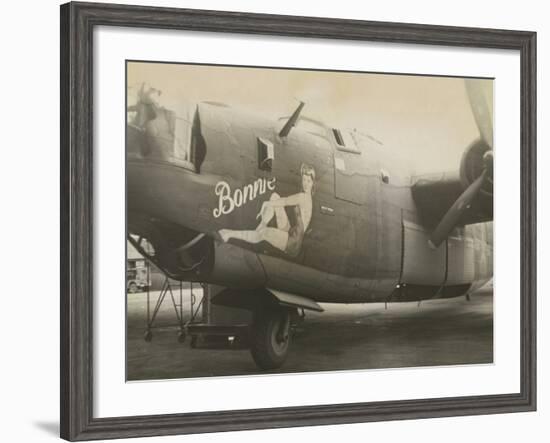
[[250, 308, 293, 370]]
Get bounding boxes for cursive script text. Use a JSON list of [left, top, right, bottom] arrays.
[[213, 177, 276, 218]]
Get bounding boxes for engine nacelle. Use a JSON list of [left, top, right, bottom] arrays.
[[412, 139, 493, 228], [460, 139, 493, 199]]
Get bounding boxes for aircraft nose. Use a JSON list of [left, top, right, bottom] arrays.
[[127, 105, 174, 162], [127, 123, 148, 158], [127, 101, 203, 172]]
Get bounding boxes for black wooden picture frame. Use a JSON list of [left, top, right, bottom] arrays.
[[60, 2, 537, 440]]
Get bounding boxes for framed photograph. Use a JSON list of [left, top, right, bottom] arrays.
[[60, 1, 536, 440]]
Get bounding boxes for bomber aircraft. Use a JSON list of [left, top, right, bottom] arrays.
[[127, 78, 493, 370]]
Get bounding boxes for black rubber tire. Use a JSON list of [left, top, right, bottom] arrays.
[[250, 308, 291, 370], [128, 282, 138, 293]]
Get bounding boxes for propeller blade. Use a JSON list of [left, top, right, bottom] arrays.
[[429, 169, 487, 248], [465, 80, 493, 149]]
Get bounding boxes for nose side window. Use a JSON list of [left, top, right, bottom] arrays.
[[172, 105, 206, 173], [172, 105, 196, 165]]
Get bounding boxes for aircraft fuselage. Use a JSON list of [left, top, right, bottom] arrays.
[[127, 101, 492, 304]]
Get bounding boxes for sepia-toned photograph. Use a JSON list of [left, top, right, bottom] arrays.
[[126, 61, 493, 381]]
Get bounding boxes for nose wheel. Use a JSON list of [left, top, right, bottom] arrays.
[[250, 308, 292, 370]]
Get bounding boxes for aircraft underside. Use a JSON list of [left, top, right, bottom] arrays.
[[128, 211, 490, 306]]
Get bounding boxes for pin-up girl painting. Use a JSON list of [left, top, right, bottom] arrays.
[[219, 164, 316, 257]]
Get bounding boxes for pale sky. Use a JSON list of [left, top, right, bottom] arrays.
[[128, 61, 493, 175]]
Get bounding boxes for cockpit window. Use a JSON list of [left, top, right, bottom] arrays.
[[332, 129, 345, 146], [332, 128, 361, 154]]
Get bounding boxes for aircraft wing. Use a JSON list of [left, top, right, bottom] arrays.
[[211, 288, 324, 312]]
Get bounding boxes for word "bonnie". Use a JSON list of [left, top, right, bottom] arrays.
[[213, 177, 277, 218]]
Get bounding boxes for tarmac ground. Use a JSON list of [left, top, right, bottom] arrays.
[[127, 288, 493, 381]]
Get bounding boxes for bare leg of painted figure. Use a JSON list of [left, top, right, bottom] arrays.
[[218, 228, 260, 244], [255, 226, 289, 251], [257, 193, 290, 231], [219, 193, 290, 251]]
